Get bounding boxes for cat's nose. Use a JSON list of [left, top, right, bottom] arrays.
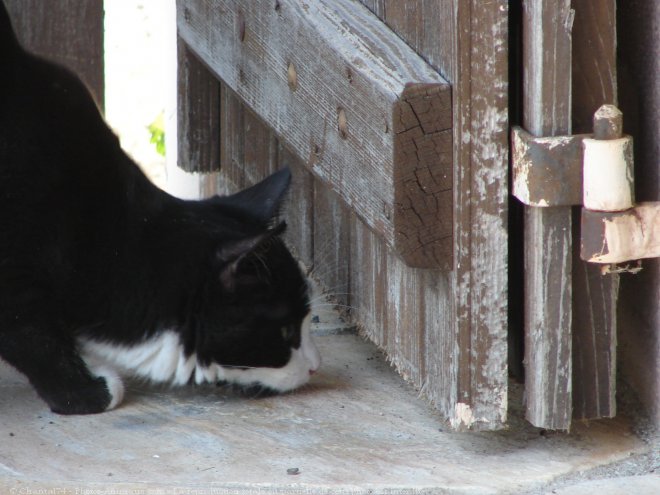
[[309, 369, 317, 376]]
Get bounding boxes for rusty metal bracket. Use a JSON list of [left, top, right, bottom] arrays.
[[512, 105, 634, 209], [581, 204, 660, 265], [512, 104, 660, 270], [511, 127, 588, 207]]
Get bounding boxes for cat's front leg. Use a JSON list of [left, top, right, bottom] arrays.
[[0, 323, 124, 414]]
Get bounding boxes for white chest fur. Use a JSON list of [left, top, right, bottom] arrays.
[[78, 315, 320, 393]]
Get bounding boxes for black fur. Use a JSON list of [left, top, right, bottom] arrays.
[[0, 3, 310, 414]]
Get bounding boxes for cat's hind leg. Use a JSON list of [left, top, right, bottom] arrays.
[[0, 321, 124, 414]]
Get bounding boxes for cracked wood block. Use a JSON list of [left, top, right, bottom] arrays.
[[394, 84, 452, 268], [177, 0, 452, 269]]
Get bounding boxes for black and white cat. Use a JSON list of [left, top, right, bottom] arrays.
[[0, 3, 320, 414]]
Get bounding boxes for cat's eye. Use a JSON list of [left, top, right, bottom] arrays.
[[280, 324, 296, 341]]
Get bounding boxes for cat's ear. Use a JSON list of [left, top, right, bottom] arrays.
[[218, 168, 291, 224], [217, 221, 287, 290]]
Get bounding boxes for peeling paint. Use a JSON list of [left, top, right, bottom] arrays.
[[583, 137, 634, 211], [586, 203, 660, 263], [451, 402, 475, 429]]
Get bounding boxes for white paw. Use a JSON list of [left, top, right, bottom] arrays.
[[88, 362, 125, 411]]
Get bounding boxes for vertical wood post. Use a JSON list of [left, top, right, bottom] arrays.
[[522, 0, 574, 429], [570, 0, 618, 421]]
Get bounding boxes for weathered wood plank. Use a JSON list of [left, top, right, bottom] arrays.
[[279, 147, 314, 269], [313, 185, 352, 312], [242, 104, 279, 184], [177, 38, 221, 173], [354, 0, 510, 429], [177, 0, 452, 268], [179, 0, 509, 430], [393, 84, 453, 267], [356, 0, 509, 429], [522, 0, 574, 429], [571, 0, 618, 132], [362, 0, 455, 78], [571, 0, 618, 421], [354, 0, 455, 420], [5, 0, 104, 109], [218, 83, 246, 194], [451, 0, 509, 429]]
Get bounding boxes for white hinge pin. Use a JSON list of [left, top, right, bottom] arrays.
[[582, 105, 634, 212]]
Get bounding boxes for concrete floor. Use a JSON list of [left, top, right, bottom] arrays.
[[1, 309, 657, 494]]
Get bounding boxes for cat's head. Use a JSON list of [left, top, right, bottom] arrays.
[[195, 168, 321, 394]]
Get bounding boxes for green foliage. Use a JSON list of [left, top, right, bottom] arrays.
[[148, 112, 166, 157]]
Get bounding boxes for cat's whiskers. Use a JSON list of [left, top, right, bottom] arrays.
[[308, 292, 353, 306], [307, 263, 350, 283], [219, 364, 259, 370], [311, 303, 357, 312]]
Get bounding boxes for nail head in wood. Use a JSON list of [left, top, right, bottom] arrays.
[[593, 104, 623, 140], [237, 10, 246, 42], [337, 107, 348, 139], [287, 62, 297, 91]]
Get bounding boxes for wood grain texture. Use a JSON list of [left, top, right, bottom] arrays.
[[279, 147, 314, 268], [451, 0, 509, 429], [313, 185, 352, 311], [393, 84, 453, 269], [522, 0, 574, 430], [218, 83, 246, 194], [177, 38, 221, 173], [177, 0, 452, 268], [364, 0, 455, 78], [359, 0, 509, 429], [179, 0, 509, 430], [570, 0, 618, 421], [5, 0, 104, 109], [571, 0, 617, 132]]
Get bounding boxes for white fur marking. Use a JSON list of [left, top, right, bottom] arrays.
[[80, 331, 193, 385], [220, 314, 321, 392], [82, 356, 125, 411], [79, 317, 321, 394]]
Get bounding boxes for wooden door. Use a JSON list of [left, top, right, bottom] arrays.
[[518, 0, 618, 430], [177, 0, 509, 431]]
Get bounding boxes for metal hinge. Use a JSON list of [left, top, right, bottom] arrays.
[[512, 104, 657, 272]]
